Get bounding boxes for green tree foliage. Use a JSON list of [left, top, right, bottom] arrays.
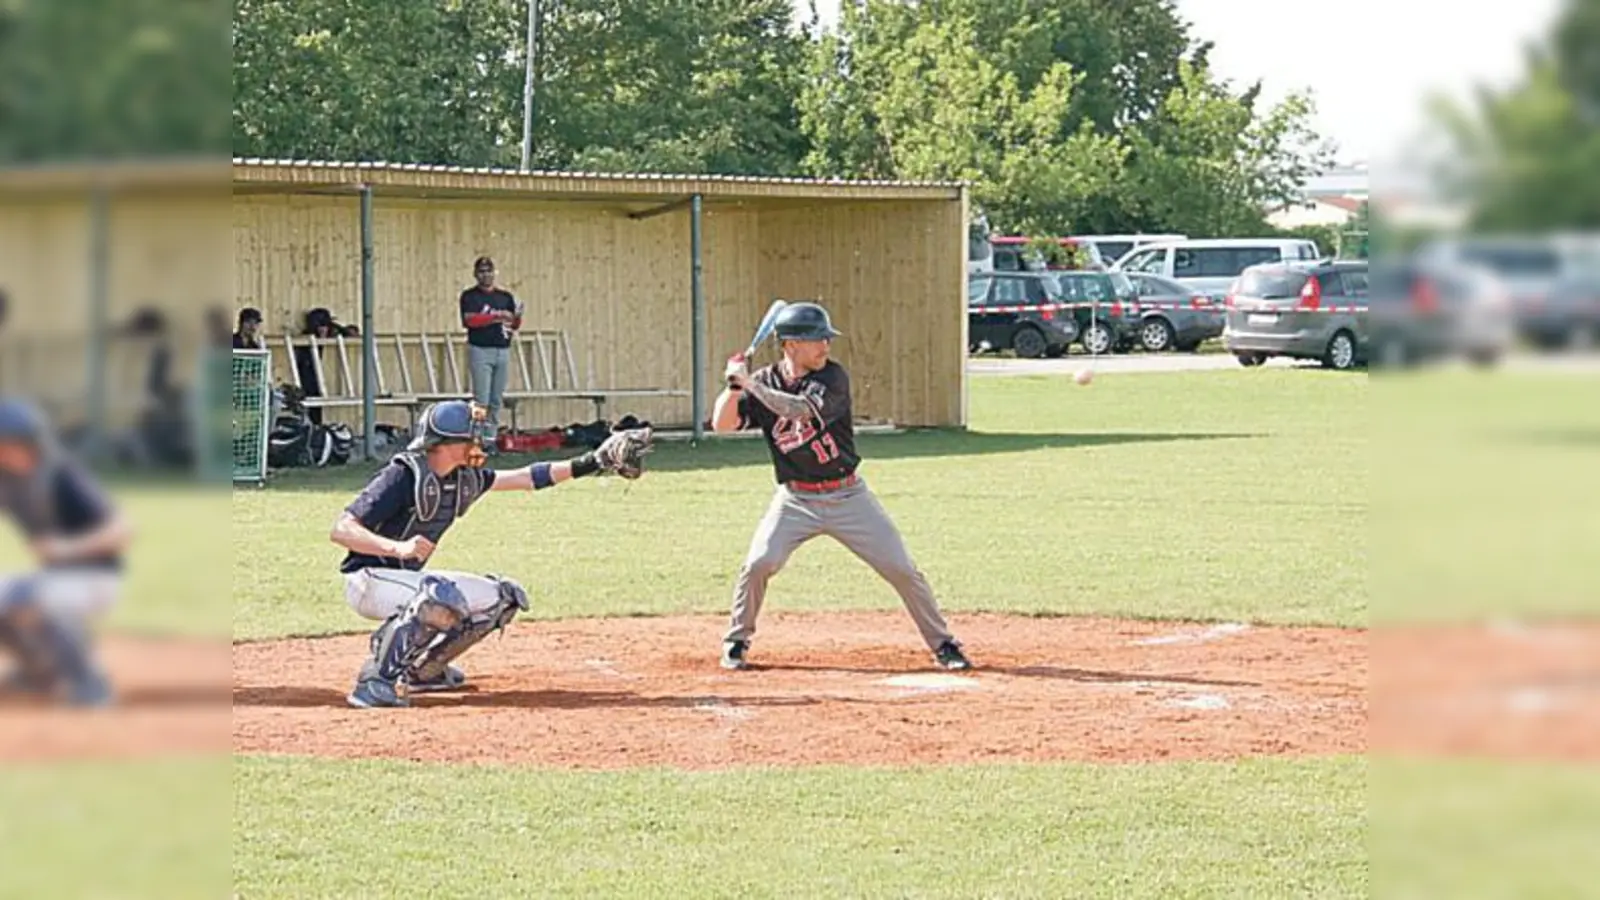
[[1428, 0, 1600, 231], [0, 0, 229, 163], [797, 1, 1331, 237], [226, 0, 1335, 238]]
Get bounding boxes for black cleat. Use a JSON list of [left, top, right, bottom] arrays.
[[934, 641, 972, 671], [720, 640, 750, 671]]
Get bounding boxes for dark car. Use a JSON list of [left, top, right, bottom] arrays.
[[1052, 270, 1142, 355], [967, 272, 1081, 358], [1124, 272, 1224, 352], [1223, 259, 1370, 370]]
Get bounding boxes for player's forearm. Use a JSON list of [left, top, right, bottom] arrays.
[[490, 456, 600, 492], [711, 389, 743, 433], [329, 513, 404, 557], [34, 513, 132, 563], [741, 380, 812, 420]]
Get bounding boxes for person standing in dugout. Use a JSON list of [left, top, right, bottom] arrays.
[[458, 256, 523, 452], [711, 302, 971, 672]]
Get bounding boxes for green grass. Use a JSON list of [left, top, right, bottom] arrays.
[[234, 369, 1368, 639], [235, 754, 1367, 900], [0, 757, 230, 900]]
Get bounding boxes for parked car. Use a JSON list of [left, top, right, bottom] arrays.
[[989, 235, 1106, 272], [967, 272, 1081, 358], [1074, 234, 1187, 269], [1413, 235, 1600, 349], [1223, 259, 1370, 370], [1112, 238, 1323, 302], [1124, 272, 1223, 352], [1367, 258, 1513, 368], [1052, 270, 1143, 355]]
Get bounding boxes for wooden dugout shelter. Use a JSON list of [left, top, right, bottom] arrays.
[[0, 158, 232, 450], [232, 159, 972, 449]]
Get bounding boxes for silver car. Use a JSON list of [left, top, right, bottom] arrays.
[[1124, 273, 1224, 352], [1223, 260, 1370, 370]]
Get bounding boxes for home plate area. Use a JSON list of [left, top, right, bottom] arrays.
[[232, 611, 1366, 769]]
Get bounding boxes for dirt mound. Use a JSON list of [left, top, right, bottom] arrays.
[[0, 636, 232, 762], [233, 612, 1365, 769]]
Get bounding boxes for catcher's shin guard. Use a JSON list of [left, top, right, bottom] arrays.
[[0, 581, 110, 706], [351, 575, 470, 706], [407, 577, 529, 685]]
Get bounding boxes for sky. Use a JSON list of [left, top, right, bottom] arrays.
[[794, 0, 1564, 165]]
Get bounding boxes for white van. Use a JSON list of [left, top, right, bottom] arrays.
[[1112, 238, 1323, 299], [1074, 234, 1187, 269]]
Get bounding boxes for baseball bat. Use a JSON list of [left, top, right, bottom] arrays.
[[729, 299, 788, 385]]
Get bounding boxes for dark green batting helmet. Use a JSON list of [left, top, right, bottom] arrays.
[[773, 302, 842, 342]]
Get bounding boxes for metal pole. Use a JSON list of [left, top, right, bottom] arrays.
[[520, 0, 537, 170], [359, 184, 377, 460], [689, 194, 706, 443], [86, 185, 109, 463]]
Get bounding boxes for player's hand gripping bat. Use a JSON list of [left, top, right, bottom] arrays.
[[729, 300, 788, 386]]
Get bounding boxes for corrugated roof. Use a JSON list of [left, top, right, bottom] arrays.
[[232, 157, 966, 188]]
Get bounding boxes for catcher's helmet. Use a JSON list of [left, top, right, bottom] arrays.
[[408, 400, 479, 452], [0, 397, 46, 446], [773, 302, 841, 342]]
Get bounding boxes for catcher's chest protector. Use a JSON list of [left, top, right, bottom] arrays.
[[391, 453, 488, 545]]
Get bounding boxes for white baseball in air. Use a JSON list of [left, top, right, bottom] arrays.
[[1075, 368, 1094, 386]]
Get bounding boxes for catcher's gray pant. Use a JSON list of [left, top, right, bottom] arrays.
[[725, 479, 955, 650], [344, 568, 508, 621]]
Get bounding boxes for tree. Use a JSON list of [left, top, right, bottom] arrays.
[[1121, 62, 1335, 237], [1426, 1, 1600, 231], [799, 7, 1124, 236]]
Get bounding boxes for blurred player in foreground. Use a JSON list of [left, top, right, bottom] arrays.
[[0, 398, 132, 706]]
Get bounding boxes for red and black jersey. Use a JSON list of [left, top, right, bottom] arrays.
[[737, 361, 857, 484]]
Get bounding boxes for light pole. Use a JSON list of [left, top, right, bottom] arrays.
[[520, 0, 538, 170]]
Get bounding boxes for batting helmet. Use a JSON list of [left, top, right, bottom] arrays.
[[408, 400, 480, 452], [0, 397, 46, 446], [773, 302, 842, 342]]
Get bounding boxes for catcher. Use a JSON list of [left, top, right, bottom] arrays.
[[330, 399, 652, 708]]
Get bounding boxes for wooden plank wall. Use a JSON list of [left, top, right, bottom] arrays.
[[0, 190, 232, 430], [750, 201, 966, 427], [231, 190, 965, 432]]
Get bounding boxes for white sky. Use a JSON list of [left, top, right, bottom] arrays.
[[797, 0, 1563, 164]]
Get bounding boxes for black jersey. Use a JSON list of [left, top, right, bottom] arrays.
[[737, 361, 858, 484]]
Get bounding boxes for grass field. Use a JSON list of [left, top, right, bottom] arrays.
[[220, 369, 1372, 899], [12, 365, 1597, 896]]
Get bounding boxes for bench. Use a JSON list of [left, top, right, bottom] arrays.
[[274, 329, 689, 430]]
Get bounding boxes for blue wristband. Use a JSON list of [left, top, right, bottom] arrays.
[[529, 462, 554, 490]]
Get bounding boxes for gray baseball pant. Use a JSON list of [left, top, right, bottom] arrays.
[[724, 479, 956, 650]]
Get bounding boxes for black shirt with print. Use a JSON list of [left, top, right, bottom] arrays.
[[737, 361, 858, 484]]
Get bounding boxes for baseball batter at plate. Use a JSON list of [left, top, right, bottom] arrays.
[[330, 399, 652, 708], [712, 302, 971, 672]]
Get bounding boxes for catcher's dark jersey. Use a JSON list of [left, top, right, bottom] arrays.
[[339, 454, 496, 574], [738, 361, 858, 484], [0, 458, 122, 571]]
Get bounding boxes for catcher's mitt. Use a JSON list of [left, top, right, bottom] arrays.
[[594, 427, 654, 479]]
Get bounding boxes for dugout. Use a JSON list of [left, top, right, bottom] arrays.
[[231, 159, 971, 450], [0, 158, 232, 455]]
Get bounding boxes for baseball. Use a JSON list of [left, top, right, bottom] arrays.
[[1074, 368, 1094, 386]]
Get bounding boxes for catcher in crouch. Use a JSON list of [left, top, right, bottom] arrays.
[[712, 302, 971, 672], [329, 399, 652, 709]]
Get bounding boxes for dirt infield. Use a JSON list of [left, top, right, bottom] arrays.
[[0, 636, 232, 762], [233, 612, 1367, 769]]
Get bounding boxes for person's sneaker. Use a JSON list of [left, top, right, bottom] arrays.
[[934, 641, 972, 671], [720, 640, 750, 671], [406, 665, 466, 693], [348, 676, 409, 709]]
